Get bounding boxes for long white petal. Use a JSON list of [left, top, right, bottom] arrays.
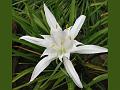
[[41, 35, 50, 39], [41, 48, 50, 57], [41, 35, 57, 48], [20, 36, 47, 47], [63, 57, 83, 88], [44, 4, 62, 31], [73, 40, 83, 46], [71, 45, 108, 54], [30, 56, 56, 82], [41, 48, 57, 57], [70, 15, 86, 39]]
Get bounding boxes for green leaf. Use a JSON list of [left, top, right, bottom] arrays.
[[84, 63, 107, 72], [89, 5, 103, 16], [86, 87, 92, 90], [51, 70, 65, 80], [52, 76, 66, 87], [13, 73, 50, 90], [87, 73, 108, 87], [85, 28, 108, 44], [90, 1, 107, 7], [40, 62, 62, 88], [12, 49, 37, 61], [33, 14, 49, 33], [24, 3, 39, 36], [89, 16, 108, 29], [33, 82, 42, 90], [69, 0, 76, 25], [12, 10, 33, 35], [66, 77, 75, 90], [50, 82, 67, 90], [12, 67, 34, 83]]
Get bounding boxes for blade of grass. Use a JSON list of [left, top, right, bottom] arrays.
[[40, 62, 62, 88], [12, 67, 34, 83], [69, 0, 76, 25], [52, 76, 66, 88], [66, 77, 75, 90], [84, 28, 108, 44], [84, 63, 107, 72], [33, 14, 49, 33], [87, 73, 108, 87]]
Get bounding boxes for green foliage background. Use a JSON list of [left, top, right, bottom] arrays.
[[12, 0, 108, 90]]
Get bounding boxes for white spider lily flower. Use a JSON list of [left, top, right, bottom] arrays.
[[20, 4, 108, 88]]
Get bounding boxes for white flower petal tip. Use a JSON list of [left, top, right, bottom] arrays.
[[30, 56, 55, 82], [29, 78, 33, 83], [20, 36, 34, 41], [58, 56, 63, 62], [19, 35, 49, 47], [43, 3, 46, 7], [63, 57, 83, 88], [70, 15, 86, 39], [41, 35, 48, 38], [72, 45, 108, 54], [79, 84, 83, 88], [100, 47, 108, 53], [80, 15, 86, 19], [77, 15, 86, 24], [19, 36, 28, 40], [43, 3, 47, 10], [20, 36, 32, 40], [43, 3, 62, 31]]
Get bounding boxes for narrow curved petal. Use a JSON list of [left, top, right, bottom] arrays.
[[71, 45, 108, 54], [44, 4, 62, 31], [73, 40, 84, 46], [41, 48, 51, 57], [41, 35, 57, 48], [20, 36, 47, 47], [70, 15, 86, 39], [30, 56, 56, 82], [41, 35, 50, 39], [58, 55, 63, 62], [63, 57, 83, 88], [41, 48, 57, 57]]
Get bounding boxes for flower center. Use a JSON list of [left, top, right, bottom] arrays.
[[50, 30, 73, 56], [59, 44, 66, 54], [51, 40, 68, 56]]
